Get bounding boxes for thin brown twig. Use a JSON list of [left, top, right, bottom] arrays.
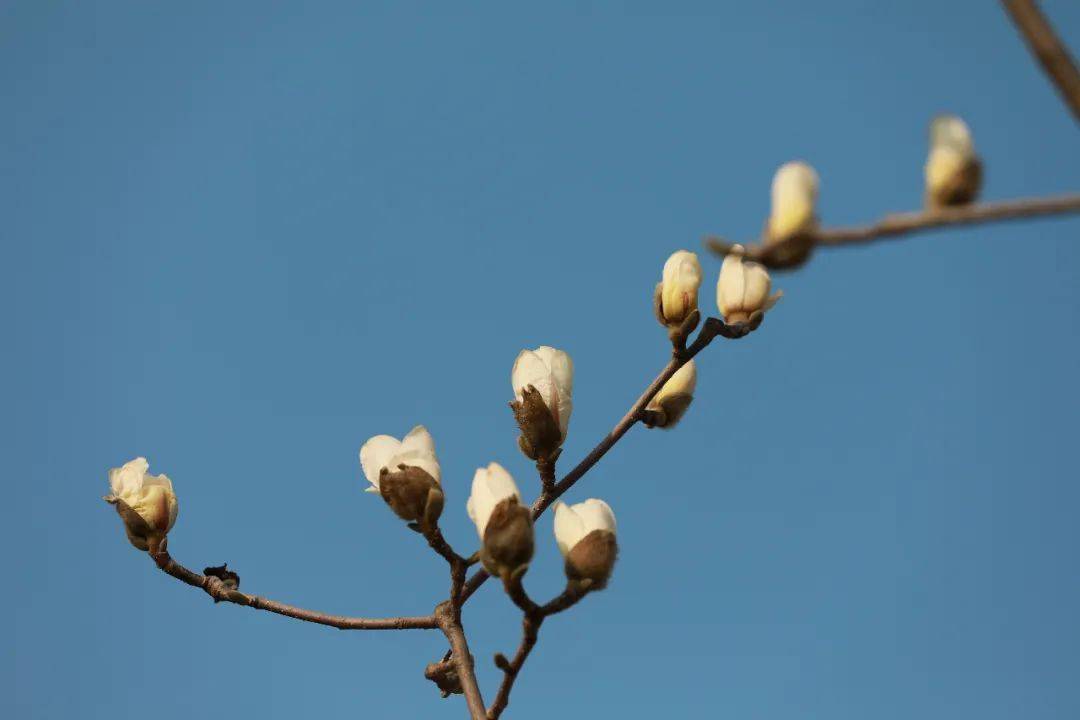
[[1002, 0, 1080, 122], [706, 193, 1080, 270], [149, 548, 438, 631], [459, 317, 750, 604], [487, 576, 589, 719]]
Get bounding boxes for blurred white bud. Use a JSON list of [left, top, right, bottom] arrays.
[[553, 498, 618, 588], [644, 360, 697, 429], [467, 462, 534, 578], [925, 114, 981, 208], [360, 425, 443, 525], [717, 246, 783, 325], [767, 161, 819, 242], [511, 346, 574, 460], [656, 250, 702, 327], [104, 457, 178, 551]]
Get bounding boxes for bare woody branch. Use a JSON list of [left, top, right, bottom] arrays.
[[149, 547, 438, 631], [487, 577, 589, 719], [705, 193, 1080, 270], [1002, 0, 1080, 122], [435, 601, 488, 720]]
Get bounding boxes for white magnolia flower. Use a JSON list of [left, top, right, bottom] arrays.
[[925, 115, 980, 207], [658, 250, 702, 326], [466, 462, 522, 539], [359, 425, 441, 493], [553, 499, 617, 557], [717, 246, 782, 324], [511, 346, 574, 440], [768, 161, 819, 242], [106, 457, 178, 547]]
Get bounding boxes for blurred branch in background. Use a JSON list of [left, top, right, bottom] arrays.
[[1003, 0, 1080, 122]]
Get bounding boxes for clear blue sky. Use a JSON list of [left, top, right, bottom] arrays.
[[4, 2, 1080, 718]]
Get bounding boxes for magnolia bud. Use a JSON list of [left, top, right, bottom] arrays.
[[103, 457, 178, 552], [643, 360, 697, 429], [467, 462, 534, 579], [717, 245, 782, 326], [765, 161, 819, 266], [511, 346, 573, 461], [654, 250, 702, 328], [360, 425, 444, 527], [925, 114, 981, 208], [553, 499, 618, 589]]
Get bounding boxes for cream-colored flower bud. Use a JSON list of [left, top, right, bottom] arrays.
[[511, 346, 574, 460], [925, 114, 981, 208], [103, 457, 178, 551], [643, 360, 697, 429], [467, 462, 534, 579], [554, 499, 618, 589], [360, 425, 443, 526], [655, 250, 702, 327], [717, 245, 783, 325], [767, 161, 819, 243]]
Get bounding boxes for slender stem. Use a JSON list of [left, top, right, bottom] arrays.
[[706, 193, 1080, 270], [436, 603, 487, 720], [459, 317, 747, 604], [150, 549, 438, 631], [487, 614, 541, 720], [1002, 0, 1080, 122], [487, 577, 590, 719]]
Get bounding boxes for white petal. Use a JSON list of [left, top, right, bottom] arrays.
[[538, 347, 574, 437], [109, 457, 149, 498], [661, 251, 702, 321], [553, 501, 586, 556], [742, 262, 773, 312], [930, 114, 974, 156], [717, 251, 747, 316], [543, 347, 574, 398], [401, 425, 435, 456], [359, 435, 401, 489], [511, 350, 549, 399], [575, 498, 617, 534], [467, 462, 520, 538], [769, 162, 819, 240]]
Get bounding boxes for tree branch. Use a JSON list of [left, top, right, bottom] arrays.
[[487, 576, 589, 719], [706, 193, 1080, 270], [1002, 0, 1080, 122], [458, 317, 750, 603], [149, 548, 438, 631], [435, 602, 488, 720]]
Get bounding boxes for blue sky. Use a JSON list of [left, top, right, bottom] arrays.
[[4, 1, 1080, 718]]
